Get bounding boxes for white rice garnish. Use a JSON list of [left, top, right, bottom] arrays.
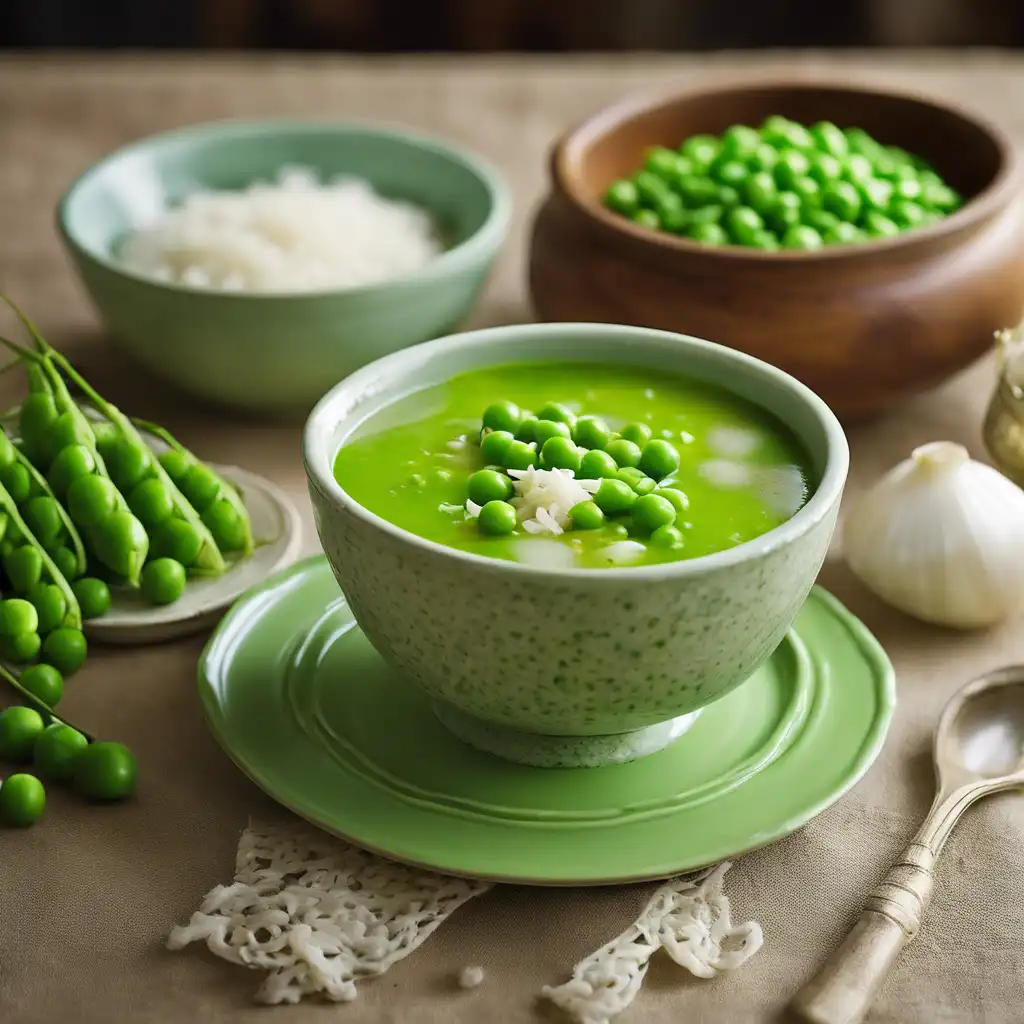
[[513, 537, 579, 568], [507, 466, 600, 535], [465, 499, 482, 518], [707, 426, 760, 459], [438, 502, 464, 515], [699, 459, 752, 489], [599, 540, 647, 565]]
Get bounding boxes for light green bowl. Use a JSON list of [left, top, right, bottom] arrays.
[[57, 120, 511, 416]]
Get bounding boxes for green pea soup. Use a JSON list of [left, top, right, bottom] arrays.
[[332, 363, 815, 569]]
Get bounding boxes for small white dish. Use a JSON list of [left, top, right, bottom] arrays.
[[86, 465, 303, 644]]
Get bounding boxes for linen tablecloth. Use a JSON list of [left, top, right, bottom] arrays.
[[1, 50, 1023, 1024]]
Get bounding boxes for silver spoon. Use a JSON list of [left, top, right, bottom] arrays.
[[790, 665, 1024, 1024]]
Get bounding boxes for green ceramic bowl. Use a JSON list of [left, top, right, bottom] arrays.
[[57, 120, 511, 415], [305, 322, 849, 768]]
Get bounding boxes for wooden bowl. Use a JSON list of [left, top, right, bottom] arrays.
[[528, 81, 1024, 422]]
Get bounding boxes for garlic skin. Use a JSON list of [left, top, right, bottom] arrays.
[[843, 441, 1024, 629]]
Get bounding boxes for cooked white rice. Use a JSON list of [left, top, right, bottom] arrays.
[[119, 166, 442, 293]]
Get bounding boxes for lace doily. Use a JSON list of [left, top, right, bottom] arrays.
[[541, 861, 763, 1024], [166, 820, 491, 1004]]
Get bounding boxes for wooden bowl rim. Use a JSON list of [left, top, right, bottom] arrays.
[[551, 76, 1023, 264]]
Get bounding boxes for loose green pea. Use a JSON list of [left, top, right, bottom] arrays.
[[579, 449, 618, 480], [481, 401, 521, 434], [632, 494, 677, 534], [604, 522, 630, 541], [480, 429, 515, 464], [0, 463, 31, 504], [615, 467, 646, 484], [514, 417, 540, 443], [680, 134, 719, 167], [822, 180, 862, 221], [889, 198, 928, 227], [71, 577, 111, 620], [767, 192, 802, 232], [651, 525, 686, 550], [128, 477, 175, 529], [654, 488, 690, 515], [180, 464, 221, 512], [502, 440, 537, 471], [536, 403, 576, 427], [158, 450, 192, 483], [28, 582, 66, 635], [632, 476, 657, 495], [605, 439, 642, 469], [604, 178, 640, 216], [33, 723, 87, 783], [791, 176, 821, 208], [653, 191, 687, 233], [748, 143, 779, 172], [4, 545, 42, 594], [809, 152, 843, 185], [569, 501, 605, 530], [744, 171, 778, 215], [477, 500, 517, 536], [23, 497, 63, 550], [825, 222, 864, 245], [811, 121, 848, 158], [92, 512, 149, 579], [150, 520, 202, 567], [806, 208, 841, 234], [645, 146, 684, 180], [467, 470, 514, 506], [532, 420, 572, 446], [634, 171, 670, 206], [677, 175, 720, 207], [716, 185, 741, 209], [0, 773, 45, 826], [687, 204, 725, 226], [894, 177, 924, 202], [638, 439, 681, 481], [48, 444, 96, 497], [860, 178, 894, 212], [845, 128, 883, 157], [620, 423, 653, 446], [843, 153, 875, 185], [773, 149, 811, 189], [0, 631, 41, 664], [572, 416, 612, 451], [540, 437, 581, 473], [66, 475, 118, 528], [0, 598, 38, 637], [720, 124, 761, 160], [593, 478, 636, 514], [632, 208, 661, 233], [865, 211, 900, 238], [782, 224, 825, 250], [712, 159, 748, 188], [688, 222, 728, 245], [141, 558, 187, 606], [73, 741, 137, 802], [20, 664, 64, 708], [201, 499, 247, 552], [0, 706, 45, 761], [41, 628, 87, 676], [725, 205, 765, 246], [750, 229, 780, 251]]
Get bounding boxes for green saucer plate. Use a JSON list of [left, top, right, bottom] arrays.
[[198, 556, 895, 885]]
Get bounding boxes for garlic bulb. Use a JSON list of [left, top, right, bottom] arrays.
[[843, 441, 1024, 629]]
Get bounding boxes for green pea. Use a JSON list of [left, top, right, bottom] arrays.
[[0, 631, 41, 664], [712, 159, 749, 188], [680, 134, 719, 167], [651, 525, 686, 550], [810, 121, 849, 158], [615, 466, 646, 484], [604, 178, 640, 216], [767, 192, 802, 232], [22, 496, 63, 550], [716, 185, 741, 209], [200, 499, 244, 552], [51, 412, 92, 452], [93, 512, 148, 579], [632, 207, 660, 232], [73, 741, 137, 802], [748, 143, 779, 172], [532, 420, 572, 446], [41, 627, 87, 676], [467, 470, 514, 506], [725, 206, 765, 246], [579, 449, 618, 480], [180, 465, 221, 512], [150, 519, 202, 567], [842, 153, 875, 185], [157, 449, 192, 483], [653, 191, 687, 233], [865, 211, 900, 238], [593, 479, 636, 515], [0, 597, 38, 637], [29, 582, 66, 635], [686, 204, 725, 226], [514, 417, 539, 443], [4, 545, 42, 594], [633, 476, 657, 495], [572, 416, 612, 451], [750, 230, 780, 251], [654, 488, 690, 515], [806, 209, 841, 234], [719, 124, 761, 160], [20, 664, 64, 707], [141, 558, 187, 606], [824, 222, 864, 245], [33, 723, 87, 783], [782, 225, 825, 250], [481, 401, 521, 434], [620, 423, 653, 446], [631, 494, 677, 534], [19, 393, 59, 460], [66, 474, 118, 528], [605, 439, 642, 469], [0, 773, 45, 826], [922, 182, 960, 212], [502, 440, 537, 471], [0, 433, 15, 470], [71, 577, 111, 620], [744, 171, 778, 215], [767, 120, 815, 151], [890, 199, 928, 228], [860, 178, 894, 212], [809, 152, 843, 185], [604, 522, 629, 542], [107, 439, 151, 493], [677, 175, 720, 207], [822, 181, 862, 222], [477, 500, 517, 536], [0, 706, 45, 760], [536, 403, 575, 427], [687, 222, 729, 246], [894, 177, 924, 202], [638, 439, 681, 481], [0, 462, 31, 504], [634, 171, 670, 206], [540, 437, 581, 473], [845, 128, 883, 157], [773, 149, 811, 189], [791, 176, 821, 208], [128, 477, 175, 529], [568, 501, 605, 530], [47, 444, 96, 498], [480, 429, 515, 465]]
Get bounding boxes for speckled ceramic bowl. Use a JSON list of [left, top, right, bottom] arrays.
[[304, 323, 848, 767]]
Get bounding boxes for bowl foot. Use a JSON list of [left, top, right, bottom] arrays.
[[430, 702, 701, 768]]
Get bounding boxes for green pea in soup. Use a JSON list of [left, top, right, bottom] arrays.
[[332, 363, 815, 569]]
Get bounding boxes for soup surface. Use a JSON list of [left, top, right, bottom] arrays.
[[332, 363, 814, 569]]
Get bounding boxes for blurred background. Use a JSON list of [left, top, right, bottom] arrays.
[[2, 0, 1023, 50]]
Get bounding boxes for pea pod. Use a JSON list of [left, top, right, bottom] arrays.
[[0, 661, 94, 739], [133, 418, 254, 558]]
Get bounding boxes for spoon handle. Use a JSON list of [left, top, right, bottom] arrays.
[[789, 842, 935, 1024]]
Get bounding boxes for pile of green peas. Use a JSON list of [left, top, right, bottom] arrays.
[[603, 116, 962, 250], [0, 665, 136, 827], [467, 400, 690, 548]]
